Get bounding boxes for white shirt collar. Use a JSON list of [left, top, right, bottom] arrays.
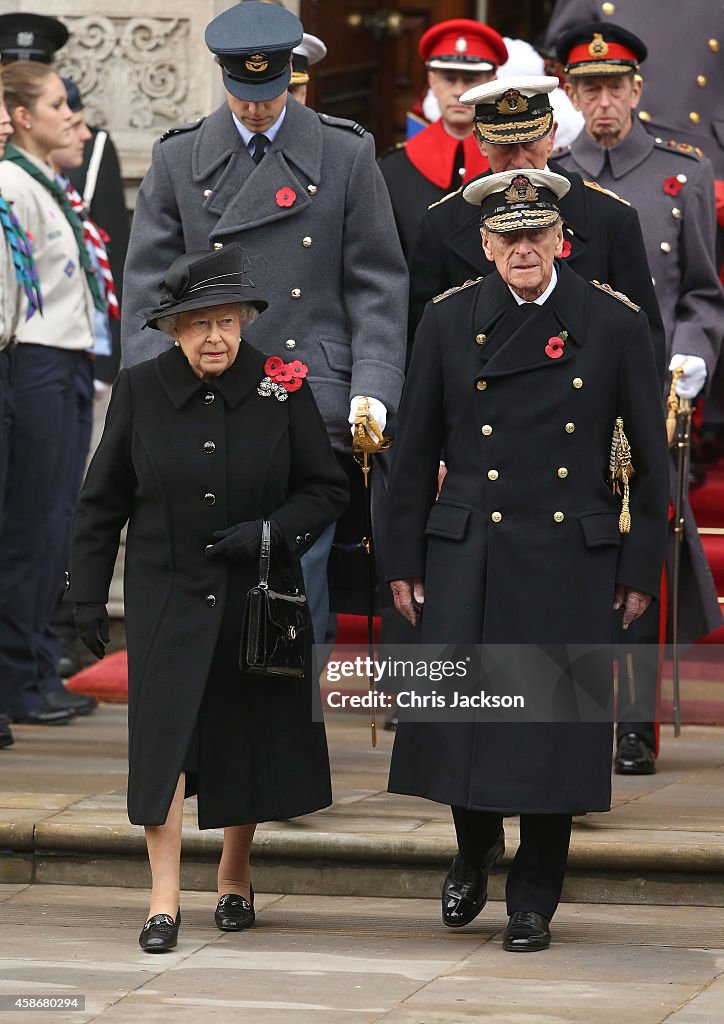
[[508, 265, 558, 306], [232, 106, 287, 153]]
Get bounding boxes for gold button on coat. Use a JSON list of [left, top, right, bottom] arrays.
[[302, 236, 312, 247], [291, 288, 301, 298], [601, 1, 615, 12], [476, 380, 487, 391], [697, 75, 707, 87], [689, 111, 701, 124], [638, 110, 651, 122], [565, 422, 575, 433], [487, 469, 499, 481], [481, 424, 493, 436], [553, 511, 565, 523], [709, 39, 719, 52], [476, 333, 486, 344], [491, 511, 502, 523], [285, 339, 296, 350], [557, 467, 568, 479], [661, 241, 671, 253], [572, 377, 583, 389]]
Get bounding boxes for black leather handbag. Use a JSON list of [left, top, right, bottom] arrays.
[[240, 520, 310, 677]]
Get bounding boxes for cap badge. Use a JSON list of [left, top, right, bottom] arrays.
[[17, 31, 34, 47], [588, 33, 609, 57], [496, 90, 529, 116], [455, 36, 468, 52], [504, 175, 539, 204], [245, 53, 270, 73]]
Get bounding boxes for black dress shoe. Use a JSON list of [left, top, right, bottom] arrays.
[[503, 911, 551, 952], [215, 887, 255, 931], [615, 733, 656, 775], [0, 722, 14, 748], [44, 688, 98, 716], [442, 830, 505, 928], [12, 704, 74, 725], [139, 910, 180, 952]]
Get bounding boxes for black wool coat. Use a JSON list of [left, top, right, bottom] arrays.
[[408, 162, 666, 383], [66, 343, 349, 827], [385, 262, 669, 814]]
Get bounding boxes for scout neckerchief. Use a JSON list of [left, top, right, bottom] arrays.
[[0, 191, 42, 318], [3, 144, 105, 312], [64, 181, 119, 320]]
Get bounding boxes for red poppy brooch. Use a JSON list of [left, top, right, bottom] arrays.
[[663, 176, 683, 197], [276, 187, 297, 208], [545, 330, 568, 359], [258, 356, 308, 401], [560, 239, 572, 259]]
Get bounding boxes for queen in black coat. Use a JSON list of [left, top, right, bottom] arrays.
[[66, 246, 348, 943]]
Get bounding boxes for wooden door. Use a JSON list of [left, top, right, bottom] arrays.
[[301, 0, 476, 153]]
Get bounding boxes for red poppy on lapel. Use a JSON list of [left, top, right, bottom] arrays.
[[276, 187, 297, 207], [663, 176, 682, 197], [264, 356, 284, 376], [545, 332, 567, 359], [560, 240, 572, 258]]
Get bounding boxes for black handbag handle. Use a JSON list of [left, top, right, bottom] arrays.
[[258, 519, 271, 589]]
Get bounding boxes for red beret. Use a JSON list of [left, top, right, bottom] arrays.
[[419, 19, 508, 72]]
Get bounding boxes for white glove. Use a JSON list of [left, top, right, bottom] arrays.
[[349, 396, 387, 442], [669, 354, 707, 398]]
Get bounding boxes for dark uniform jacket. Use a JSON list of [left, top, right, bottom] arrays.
[[379, 119, 489, 258], [545, 0, 724, 179], [385, 261, 669, 813], [408, 161, 666, 380], [66, 343, 349, 827], [121, 97, 407, 453]]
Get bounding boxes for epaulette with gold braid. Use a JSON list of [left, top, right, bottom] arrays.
[[591, 280, 641, 313], [432, 277, 483, 303], [584, 180, 630, 205], [428, 186, 462, 211]]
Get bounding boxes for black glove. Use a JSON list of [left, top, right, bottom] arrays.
[[205, 518, 284, 562], [74, 603, 110, 660]]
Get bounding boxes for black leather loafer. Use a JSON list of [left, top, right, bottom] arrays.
[[442, 830, 505, 928], [44, 689, 98, 716], [0, 720, 14, 748], [13, 704, 74, 725], [215, 887, 255, 931], [503, 911, 551, 952], [139, 909, 180, 952], [615, 733, 656, 775]]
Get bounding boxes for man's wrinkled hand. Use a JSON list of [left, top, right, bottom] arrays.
[[390, 578, 425, 626], [613, 585, 652, 629]]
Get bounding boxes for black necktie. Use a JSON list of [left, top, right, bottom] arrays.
[[519, 302, 539, 318], [251, 134, 268, 165]]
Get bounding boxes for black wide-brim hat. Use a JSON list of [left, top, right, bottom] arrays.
[[138, 245, 268, 331], [205, 1, 303, 102]]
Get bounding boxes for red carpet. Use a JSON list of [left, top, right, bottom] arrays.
[[66, 650, 129, 703], [689, 463, 724, 645]]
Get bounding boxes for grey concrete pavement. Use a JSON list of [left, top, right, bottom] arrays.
[[2, 884, 724, 1023]]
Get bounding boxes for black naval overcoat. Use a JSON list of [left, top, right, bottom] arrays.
[[408, 162, 666, 381], [66, 343, 349, 827], [385, 261, 669, 813]]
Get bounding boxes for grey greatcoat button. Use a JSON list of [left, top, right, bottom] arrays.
[[213, 242, 223, 250], [204, 391, 215, 405], [302, 236, 312, 247], [203, 440, 216, 454], [205, 594, 216, 607], [203, 189, 212, 198], [285, 339, 296, 350], [203, 492, 216, 506], [291, 288, 301, 299]]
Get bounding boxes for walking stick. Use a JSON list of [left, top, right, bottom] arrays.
[[667, 366, 690, 737], [352, 399, 391, 748]]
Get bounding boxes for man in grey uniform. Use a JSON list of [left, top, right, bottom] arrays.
[[554, 21, 724, 773], [121, 1, 407, 644]]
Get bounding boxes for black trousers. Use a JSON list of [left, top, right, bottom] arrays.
[[452, 805, 572, 922], [615, 602, 658, 751]]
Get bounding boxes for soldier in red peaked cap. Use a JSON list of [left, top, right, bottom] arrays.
[[379, 20, 507, 258]]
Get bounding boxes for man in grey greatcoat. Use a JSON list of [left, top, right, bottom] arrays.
[[554, 21, 724, 774], [120, 1, 408, 644]]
